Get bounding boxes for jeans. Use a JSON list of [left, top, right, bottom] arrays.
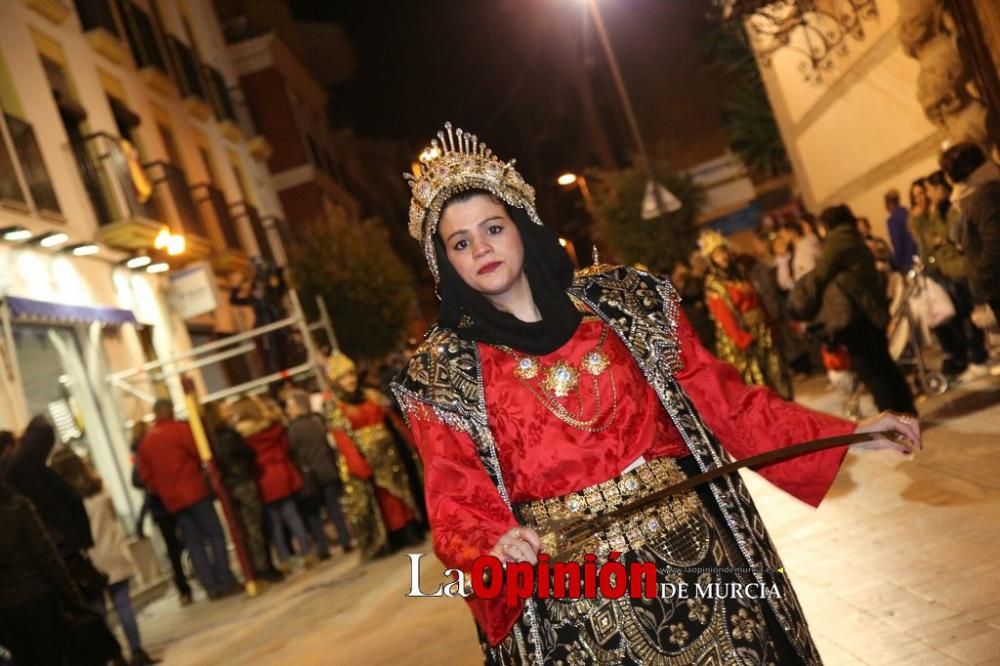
[[265, 496, 313, 563], [154, 513, 192, 597], [107, 580, 141, 653], [175, 498, 237, 596], [304, 484, 353, 554]]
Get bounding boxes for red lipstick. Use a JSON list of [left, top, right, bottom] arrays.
[[477, 261, 502, 275]]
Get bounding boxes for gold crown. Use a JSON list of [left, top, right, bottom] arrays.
[[327, 350, 356, 382], [698, 229, 730, 257], [405, 122, 542, 281]]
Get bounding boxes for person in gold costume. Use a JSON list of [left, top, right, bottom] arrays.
[[327, 351, 425, 558], [700, 230, 794, 399]]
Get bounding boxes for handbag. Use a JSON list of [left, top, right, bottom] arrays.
[[64, 606, 123, 666], [64, 551, 110, 602], [912, 275, 956, 328]]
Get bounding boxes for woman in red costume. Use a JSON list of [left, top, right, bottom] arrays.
[[328, 351, 424, 559], [393, 125, 921, 665], [700, 229, 794, 400]]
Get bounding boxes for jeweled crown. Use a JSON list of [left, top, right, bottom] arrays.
[[327, 350, 356, 381], [405, 122, 542, 281], [698, 229, 730, 257]]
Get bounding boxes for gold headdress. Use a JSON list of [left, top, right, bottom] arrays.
[[327, 350, 356, 382], [697, 229, 730, 258], [405, 122, 543, 281]]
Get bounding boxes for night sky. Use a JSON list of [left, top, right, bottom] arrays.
[[292, 0, 731, 178]]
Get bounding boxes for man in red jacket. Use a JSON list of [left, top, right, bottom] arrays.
[[137, 400, 239, 600]]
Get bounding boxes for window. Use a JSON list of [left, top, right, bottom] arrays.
[[228, 152, 252, 203], [203, 66, 236, 122], [74, 0, 121, 38], [0, 50, 60, 216], [157, 121, 184, 171], [197, 145, 221, 186], [116, 0, 168, 73]]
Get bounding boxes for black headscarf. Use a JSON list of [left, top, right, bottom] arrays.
[[435, 204, 582, 355]]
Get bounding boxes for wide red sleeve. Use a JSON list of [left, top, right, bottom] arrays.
[[407, 410, 521, 646], [706, 294, 754, 350], [674, 309, 854, 507], [333, 430, 373, 479]]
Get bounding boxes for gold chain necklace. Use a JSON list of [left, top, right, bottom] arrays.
[[497, 324, 618, 432]]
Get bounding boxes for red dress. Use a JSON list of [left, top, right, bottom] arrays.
[[334, 399, 417, 532], [408, 311, 854, 645]]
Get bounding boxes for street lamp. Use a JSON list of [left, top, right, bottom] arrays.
[[557, 172, 597, 215], [582, 0, 678, 218]]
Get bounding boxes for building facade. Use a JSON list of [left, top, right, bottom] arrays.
[[219, 6, 361, 232], [0, 0, 288, 522], [752, 0, 945, 233]]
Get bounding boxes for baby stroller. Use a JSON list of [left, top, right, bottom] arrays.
[[825, 258, 948, 420], [886, 258, 949, 396]]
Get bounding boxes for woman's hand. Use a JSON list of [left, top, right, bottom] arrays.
[[852, 411, 921, 456], [489, 526, 541, 565]]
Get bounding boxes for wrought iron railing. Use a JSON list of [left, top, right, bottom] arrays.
[[71, 131, 159, 227], [145, 161, 208, 239]]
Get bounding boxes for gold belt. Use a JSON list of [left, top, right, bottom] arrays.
[[514, 457, 702, 560]]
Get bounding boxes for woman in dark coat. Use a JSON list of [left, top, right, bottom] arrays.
[[0, 476, 85, 666], [5, 417, 94, 559]]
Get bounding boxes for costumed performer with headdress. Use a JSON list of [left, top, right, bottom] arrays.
[[700, 229, 794, 400], [328, 350, 425, 558], [391, 123, 921, 665]]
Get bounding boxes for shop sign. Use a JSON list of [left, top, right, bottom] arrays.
[[167, 263, 219, 320]]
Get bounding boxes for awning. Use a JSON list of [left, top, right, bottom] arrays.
[[4, 296, 137, 326]]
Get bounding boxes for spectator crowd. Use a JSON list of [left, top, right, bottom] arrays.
[[0, 352, 426, 666]]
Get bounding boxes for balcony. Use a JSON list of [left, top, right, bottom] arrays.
[[116, 0, 174, 96], [192, 183, 248, 274], [230, 86, 271, 161], [72, 132, 159, 248], [5, 115, 61, 216], [203, 66, 241, 143], [144, 161, 212, 260], [167, 36, 211, 121], [74, 0, 128, 63], [230, 201, 272, 262]]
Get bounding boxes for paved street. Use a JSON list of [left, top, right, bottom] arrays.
[[134, 372, 1000, 665]]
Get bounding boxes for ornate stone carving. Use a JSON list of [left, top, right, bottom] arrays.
[[899, 0, 991, 147]]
